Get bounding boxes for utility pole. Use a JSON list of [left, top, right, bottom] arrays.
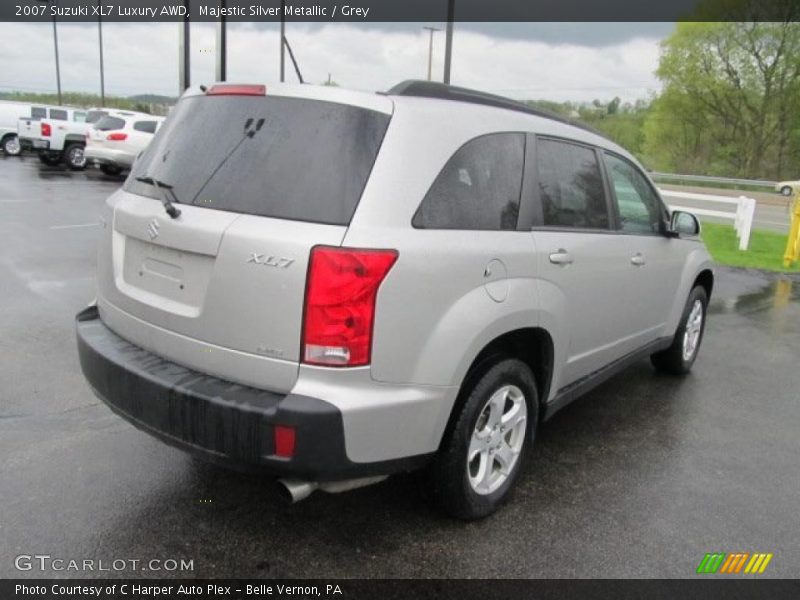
[[178, 0, 190, 93], [422, 26, 440, 81], [280, 0, 286, 82], [98, 0, 105, 106], [215, 0, 227, 81], [443, 0, 455, 84], [36, 0, 61, 104]]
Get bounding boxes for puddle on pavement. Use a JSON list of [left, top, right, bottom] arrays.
[[709, 278, 798, 316]]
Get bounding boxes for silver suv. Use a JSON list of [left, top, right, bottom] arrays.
[[76, 81, 713, 519]]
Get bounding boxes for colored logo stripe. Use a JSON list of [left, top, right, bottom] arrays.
[[697, 553, 773, 574], [697, 553, 726, 573], [745, 553, 773, 574]]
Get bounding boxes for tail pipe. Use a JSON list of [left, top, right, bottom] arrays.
[[277, 475, 388, 503]]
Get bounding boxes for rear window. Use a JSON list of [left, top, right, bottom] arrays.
[[124, 95, 390, 226], [95, 116, 125, 131], [86, 110, 107, 124], [73, 111, 87, 122], [31, 107, 46, 119]]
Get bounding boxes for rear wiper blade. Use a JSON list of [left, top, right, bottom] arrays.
[[136, 176, 181, 219]]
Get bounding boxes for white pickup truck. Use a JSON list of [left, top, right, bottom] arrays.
[[18, 107, 108, 169]]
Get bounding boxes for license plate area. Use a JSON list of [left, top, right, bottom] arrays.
[[119, 236, 213, 317]]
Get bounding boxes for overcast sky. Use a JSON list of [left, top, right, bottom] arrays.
[[0, 22, 672, 103]]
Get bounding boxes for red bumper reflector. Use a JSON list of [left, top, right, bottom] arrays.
[[206, 84, 266, 96], [274, 425, 296, 458]]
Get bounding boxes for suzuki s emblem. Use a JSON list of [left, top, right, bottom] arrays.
[[147, 218, 160, 240], [247, 253, 294, 268]]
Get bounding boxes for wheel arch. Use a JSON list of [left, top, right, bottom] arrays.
[[693, 268, 714, 299], [439, 327, 554, 449]]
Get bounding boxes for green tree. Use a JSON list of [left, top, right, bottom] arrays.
[[643, 18, 800, 178]]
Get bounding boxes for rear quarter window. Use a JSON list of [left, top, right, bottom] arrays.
[[412, 133, 525, 231], [133, 121, 158, 134]]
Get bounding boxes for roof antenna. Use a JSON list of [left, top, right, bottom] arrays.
[[282, 36, 304, 84]]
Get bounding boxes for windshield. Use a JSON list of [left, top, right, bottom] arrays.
[[124, 95, 390, 226]]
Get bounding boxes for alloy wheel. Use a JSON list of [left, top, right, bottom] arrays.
[[467, 384, 527, 495]]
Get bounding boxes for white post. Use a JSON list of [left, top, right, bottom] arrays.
[[738, 196, 756, 251]]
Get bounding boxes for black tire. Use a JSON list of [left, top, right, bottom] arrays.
[[100, 164, 123, 176], [2, 134, 21, 156], [780, 186, 793, 197], [64, 143, 87, 170], [651, 286, 708, 375], [38, 152, 61, 166], [430, 357, 538, 520]]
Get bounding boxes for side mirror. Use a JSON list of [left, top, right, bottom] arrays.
[[669, 210, 701, 237]]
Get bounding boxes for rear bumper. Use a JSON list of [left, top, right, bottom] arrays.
[[85, 146, 134, 168], [76, 306, 429, 480], [19, 136, 46, 150]]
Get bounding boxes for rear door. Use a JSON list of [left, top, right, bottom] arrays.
[[530, 136, 639, 387], [96, 90, 392, 393]]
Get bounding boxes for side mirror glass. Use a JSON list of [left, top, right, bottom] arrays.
[[670, 210, 700, 236]]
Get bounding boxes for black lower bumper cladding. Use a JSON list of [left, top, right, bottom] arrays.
[[75, 306, 425, 480]]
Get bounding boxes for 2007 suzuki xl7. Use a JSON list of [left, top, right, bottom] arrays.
[[76, 80, 713, 519]]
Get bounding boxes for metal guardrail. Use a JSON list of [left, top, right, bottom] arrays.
[[652, 172, 777, 189], [660, 189, 757, 251]]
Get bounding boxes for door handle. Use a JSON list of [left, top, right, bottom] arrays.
[[630, 253, 646, 266], [549, 249, 574, 265]]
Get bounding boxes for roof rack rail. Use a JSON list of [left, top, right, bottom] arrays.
[[386, 80, 608, 140]]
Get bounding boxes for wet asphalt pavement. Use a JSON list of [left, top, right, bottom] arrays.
[[1, 155, 799, 579]]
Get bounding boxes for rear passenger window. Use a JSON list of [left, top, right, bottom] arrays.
[[133, 121, 157, 134], [413, 133, 524, 230], [49, 109, 67, 121], [536, 138, 609, 229]]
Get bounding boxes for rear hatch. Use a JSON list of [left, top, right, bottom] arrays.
[[88, 114, 126, 150], [96, 86, 392, 393]]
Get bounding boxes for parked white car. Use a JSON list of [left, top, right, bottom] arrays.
[[85, 112, 165, 175], [19, 106, 108, 169], [0, 100, 35, 156]]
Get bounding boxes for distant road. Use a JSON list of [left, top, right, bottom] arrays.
[[660, 183, 792, 233]]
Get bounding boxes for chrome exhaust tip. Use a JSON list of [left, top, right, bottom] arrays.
[[277, 478, 318, 503], [277, 475, 388, 503]]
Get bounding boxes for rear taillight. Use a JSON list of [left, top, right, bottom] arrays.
[[302, 246, 398, 367], [41, 122, 51, 137], [106, 132, 127, 141], [206, 84, 266, 96]]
